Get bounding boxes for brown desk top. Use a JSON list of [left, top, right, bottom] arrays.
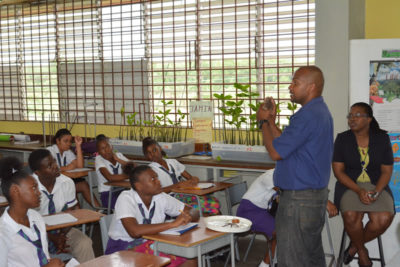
[[62, 168, 93, 179], [45, 209, 103, 231], [143, 217, 227, 247], [78, 249, 171, 267], [0, 200, 8, 208], [104, 181, 233, 197]]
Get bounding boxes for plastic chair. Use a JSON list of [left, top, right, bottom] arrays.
[[99, 214, 114, 254], [204, 181, 248, 267], [87, 171, 107, 212]]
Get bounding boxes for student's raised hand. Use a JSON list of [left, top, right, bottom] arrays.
[[74, 135, 83, 146], [45, 258, 65, 267]]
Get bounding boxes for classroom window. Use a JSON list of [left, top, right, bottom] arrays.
[[0, 0, 314, 130]]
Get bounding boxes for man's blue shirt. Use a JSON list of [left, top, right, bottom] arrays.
[[273, 96, 333, 190]]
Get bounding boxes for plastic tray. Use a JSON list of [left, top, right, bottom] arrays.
[[204, 215, 252, 233], [211, 142, 274, 163]]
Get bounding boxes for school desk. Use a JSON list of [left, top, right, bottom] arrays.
[[62, 168, 93, 179], [143, 217, 235, 267], [78, 249, 171, 267], [103, 181, 233, 216], [45, 208, 103, 231]]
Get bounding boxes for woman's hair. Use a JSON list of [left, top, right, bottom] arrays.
[[0, 157, 29, 201], [53, 128, 72, 144], [142, 137, 166, 157], [29, 149, 51, 172], [95, 134, 108, 150], [123, 163, 151, 190], [351, 102, 387, 134]]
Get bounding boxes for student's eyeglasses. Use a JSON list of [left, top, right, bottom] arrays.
[[346, 113, 369, 119]]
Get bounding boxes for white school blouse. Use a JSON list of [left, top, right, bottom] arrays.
[[95, 153, 129, 193], [0, 208, 50, 267], [242, 169, 276, 209], [47, 144, 76, 167], [108, 189, 184, 242], [32, 173, 78, 215], [148, 159, 185, 187]]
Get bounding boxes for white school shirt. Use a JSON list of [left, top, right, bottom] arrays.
[[149, 159, 185, 187], [242, 169, 276, 209], [95, 153, 129, 193], [108, 189, 184, 242], [0, 208, 50, 267], [32, 173, 78, 215], [47, 144, 76, 167]]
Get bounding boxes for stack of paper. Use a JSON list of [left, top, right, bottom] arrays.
[[160, 223, 198, 235]]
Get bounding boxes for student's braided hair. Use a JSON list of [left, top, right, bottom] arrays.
[[123, 163, 151, 190]]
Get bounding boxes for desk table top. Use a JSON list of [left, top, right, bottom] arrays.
[[78, 249, 171, 267], [45, 209, 103, 231], [143, 217, 227, 247]]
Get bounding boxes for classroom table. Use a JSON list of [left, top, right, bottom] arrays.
[[62, 168, 93, 179], [78, 249, 171, 267], [44, 208, 103, 231], [143, 218, 235, 267], [103, 181, 233, 216]]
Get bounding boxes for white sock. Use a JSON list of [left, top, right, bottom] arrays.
[[258, 261, 270, 267]]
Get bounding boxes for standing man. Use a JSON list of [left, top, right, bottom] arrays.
[[257, 66, 333, 267]]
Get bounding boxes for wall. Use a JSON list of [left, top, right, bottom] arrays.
[[365, 0, 400, 39]]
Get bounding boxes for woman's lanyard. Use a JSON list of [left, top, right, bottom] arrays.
[[159, 165, 179, 184], [359, 147, 369, 172], [17, 224, 49, 266]]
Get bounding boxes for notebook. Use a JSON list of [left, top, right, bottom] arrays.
[[160, 223, 198, 235], [43, 213, 78, 226]]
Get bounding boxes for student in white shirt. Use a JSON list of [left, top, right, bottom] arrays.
[[143, 137, 220, 215], [47, 128, 101, 208], [95, 134, 133, 209], [0, 156, 64, 267], [106, 164, 199, 267], [28, 149, 95, 263]]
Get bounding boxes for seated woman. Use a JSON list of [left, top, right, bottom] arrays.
[[47, 128, 101, 208], [332, 102, 394, 267], [142, 137, 220, 215], [106, 164, 199, 267], [95, 134, 133, 209], [237, 169, 338, 267], [0, 157, 64, 267]]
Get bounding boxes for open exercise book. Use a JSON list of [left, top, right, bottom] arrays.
[[160, 223, 198, 235]]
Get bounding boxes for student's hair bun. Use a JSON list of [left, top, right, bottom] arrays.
[[123, 162, 136, 177]]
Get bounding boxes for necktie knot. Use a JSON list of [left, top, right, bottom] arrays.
[[138, 203, 156, 224]]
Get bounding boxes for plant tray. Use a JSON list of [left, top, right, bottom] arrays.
[[211, 142, 274, 163], [109, 138, 195, 158]]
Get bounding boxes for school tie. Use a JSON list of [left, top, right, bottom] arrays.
[[17, 224, 49, 267], [138, 203, 156, 224], [159, 165, 179, 184], [110, 164, 120, 175], [56, 153, 67, 167], [42, 190, 56, 215]]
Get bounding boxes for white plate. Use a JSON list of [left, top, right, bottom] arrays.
[[204, 215, 252, 233], [197, 183, 215, 189]]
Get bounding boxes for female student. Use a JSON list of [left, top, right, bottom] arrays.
[[47, 128, 100, 208], [106, 164, 199, 267], [0, 157, 64, 267], [28, 149, 95, 263], [95, 134, 133, 209], [143, 137, 220, 215]]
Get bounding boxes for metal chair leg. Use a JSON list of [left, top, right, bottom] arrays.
[[243, 232, 256, 262]]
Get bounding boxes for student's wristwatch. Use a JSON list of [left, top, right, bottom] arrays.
[[258, 119, 270, 129]]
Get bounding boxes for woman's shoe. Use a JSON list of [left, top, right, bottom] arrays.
[[343, 243, 356, 264]]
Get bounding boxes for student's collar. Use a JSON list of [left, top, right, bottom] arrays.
[[2, 208, 38, 234], [32, 173, 61, 194], [131, 189, 161, 210]]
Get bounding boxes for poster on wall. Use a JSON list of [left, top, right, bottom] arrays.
[[369, 61, 400, 132], [388, 133, 400, 212]]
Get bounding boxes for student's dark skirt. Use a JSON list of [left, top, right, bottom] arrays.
[[236, 199, 275, 238]]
